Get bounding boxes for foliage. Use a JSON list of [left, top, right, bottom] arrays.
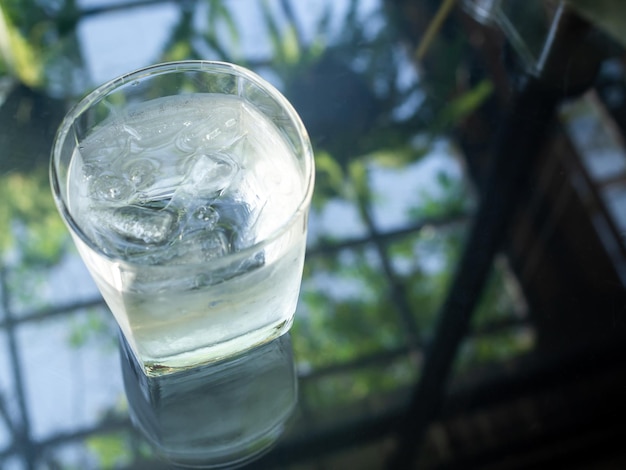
[[293, 246, 405, 369], [302, 356, 417, 411], [67, 308, 118, 350], [0, 6, 42, 87], [567, 0, 626, 49], [0, 167, 68, 266], [472, 257, 527, 328], [86, 432, 134, 469], [388, 223, 466, 337], [454, 327, 535, 375], [408, 169, 474, 220], [430, 79, 493, 134], [0, 0, 81, 91]]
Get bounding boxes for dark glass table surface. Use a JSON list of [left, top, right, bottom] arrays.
[[1, 0, 626, 468]]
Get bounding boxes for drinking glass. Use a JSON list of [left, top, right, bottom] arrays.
[[50, 61, 314, 375]]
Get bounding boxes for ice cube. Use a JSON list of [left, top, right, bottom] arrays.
[[90, 174, 134, 202], [173, 153, 239, 202], [173, 198, 256, 262], [210, 199, 257, 250], [200, 229, 231, 259], [193, 153, 237, 190], [122, 158, 159, 190], [175, 104, 244, 153], [82, 130, 131, 166], [169, 228, 230, 265], [81, 161, 103, 183], [191, 248, 265, 288], [104, 205, 177, 245]]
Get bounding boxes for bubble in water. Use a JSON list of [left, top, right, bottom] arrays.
[[124, 158, 159, 189], [193, 205, 220, 228], [91, 174, 134, 202]]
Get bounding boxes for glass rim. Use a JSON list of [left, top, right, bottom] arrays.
[[50, 60, 315, 268]]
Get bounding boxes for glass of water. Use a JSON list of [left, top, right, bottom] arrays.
[[50, 61, 314, 375]]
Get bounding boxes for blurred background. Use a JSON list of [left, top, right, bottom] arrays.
[[0, 0, 625, 468]]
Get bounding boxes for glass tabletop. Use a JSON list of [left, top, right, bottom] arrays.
[[1, 0, 626, 468]]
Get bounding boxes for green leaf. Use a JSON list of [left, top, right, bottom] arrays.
[[0, 7, 44, 88], [368, 144, 429, 168], [433, 79, 493, 132], [162, 40, 191, 62], [0, 168, 68, 266], [567, 0, 626, 49], [207, 0, 239, 60], [86, 433, 132, 469], [214, 1, 239, 47], [282, 24, 300, 64], [68, 327, 86, 348], [348, 160, 370, 203], [261, 0, 284, 63], [313, 150, 345, 201]]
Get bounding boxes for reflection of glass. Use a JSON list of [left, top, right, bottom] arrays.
[[50, 61, 315, 375], [121, 332, 297, 469]]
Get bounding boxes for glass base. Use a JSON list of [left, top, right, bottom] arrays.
[[128, 316, 294, 377]]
